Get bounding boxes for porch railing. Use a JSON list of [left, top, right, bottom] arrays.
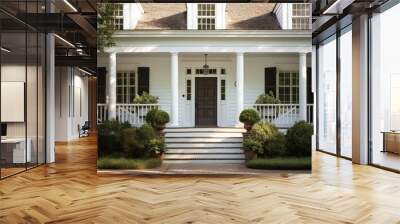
[[97, 104, 108, 123], [246, 104, 314, 128], [97, 104, 170, 127]]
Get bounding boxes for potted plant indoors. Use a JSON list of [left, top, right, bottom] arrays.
[[243, 139, 262, 161], [239, 109, 261, 131]]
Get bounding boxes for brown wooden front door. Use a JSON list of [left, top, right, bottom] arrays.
[[195, 77, 217, 127]]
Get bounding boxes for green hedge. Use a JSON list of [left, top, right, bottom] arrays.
[[246, 157, 311, 170], [97, 157, 161, 169], [98, 120, 165, 159]]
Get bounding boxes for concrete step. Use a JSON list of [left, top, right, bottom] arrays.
[[163, 159, 245, 164], [164, 154, 245, 160], [166, 148, 243, 154], [167, 142, 243, 148], [165, 132, 243, 138], [165, 128, 245, 133], [165, 137, 242, 143]]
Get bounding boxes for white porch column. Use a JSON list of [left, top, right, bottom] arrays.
[[236, 52, 244, 126], [170, 52, 179, 126], [107, 52, 117, 120], [299, 52, 307, 121]]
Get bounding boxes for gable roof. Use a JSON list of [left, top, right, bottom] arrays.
[[134, 3, 281, 30]]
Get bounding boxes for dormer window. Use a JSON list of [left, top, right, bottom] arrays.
[[113, 4, 124, 30], [197, 4, 216, 30], [291, 3, 311, 30]]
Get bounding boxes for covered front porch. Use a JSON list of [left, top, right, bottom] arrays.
[[97, 30, 313, 128]]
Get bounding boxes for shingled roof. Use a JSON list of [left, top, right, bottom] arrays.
[[135, 3, 281, 30]]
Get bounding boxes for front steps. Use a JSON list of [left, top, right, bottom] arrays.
[[164, 128, 245, 164]]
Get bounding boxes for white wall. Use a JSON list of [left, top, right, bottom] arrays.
[[55, 67, 89, 141]]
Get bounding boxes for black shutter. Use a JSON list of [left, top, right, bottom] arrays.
[[265, 67, 277, 97], [97, 67, 107, 104], [138, 67, 150, 95], [307, 67, 313, 122], [307, 67, 313, 104]]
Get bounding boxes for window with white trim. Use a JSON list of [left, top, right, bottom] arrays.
[[197, 3, 216, 30], [113, 4, 123, 30], [291, 4, 311, 30], [117, 71, 136, 103], [278, 71, 299, 104]]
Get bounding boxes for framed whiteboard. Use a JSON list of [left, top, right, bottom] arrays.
[[1, 82, 25, 122]]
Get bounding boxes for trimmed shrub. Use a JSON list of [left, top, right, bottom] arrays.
[[243, 139, 263, 154], [255, 91, 281, 104], [264, 132, 287, 157], [286, 121, 313, 157], [248, 122, 279, 143], [153, 110, 170, 126], [133, 92, 159, 104], [120, 128, 137, 156], [239, 109, 261, 125], [98, 120, 131, 157], [145, 109, 158, 126]]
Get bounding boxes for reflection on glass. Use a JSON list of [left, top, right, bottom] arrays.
[[1, 30, 28, 177], [318, 36, 337, 154]]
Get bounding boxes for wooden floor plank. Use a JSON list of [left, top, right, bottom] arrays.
[[0, 135, 399, 223]]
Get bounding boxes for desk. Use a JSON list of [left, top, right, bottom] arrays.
[[1, 138, 31, 163], [382, 131, 400, 154]]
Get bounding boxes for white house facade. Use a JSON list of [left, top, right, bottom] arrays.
[[97, 3, 313, 129]]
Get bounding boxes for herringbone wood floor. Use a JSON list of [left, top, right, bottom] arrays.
[[1, 136, 400, 224]]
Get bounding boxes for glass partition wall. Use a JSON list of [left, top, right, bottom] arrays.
[[317, 35, 337, 155], [0, 1, 46, 179], [316, 25, 353, 159], [370, 3, 400, 171]]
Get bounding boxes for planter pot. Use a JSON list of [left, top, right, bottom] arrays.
[[244, 123, 253, 132], [158, 153, 165, 160], [244, 150, 257, 161]]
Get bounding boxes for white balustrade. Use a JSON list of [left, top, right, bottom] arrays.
[[97, 104, 169, 127], [97, 104, 108, 123], [246, 104, 314, 128]]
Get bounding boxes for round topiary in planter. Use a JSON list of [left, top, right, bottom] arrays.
[[243, 139, 262, 161], [153, 110, 170, 137], [239, 109, 261, 131]]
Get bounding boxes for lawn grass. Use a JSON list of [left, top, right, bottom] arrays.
[[97, 157, 162, 169], [246, 157, 311, 170]]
